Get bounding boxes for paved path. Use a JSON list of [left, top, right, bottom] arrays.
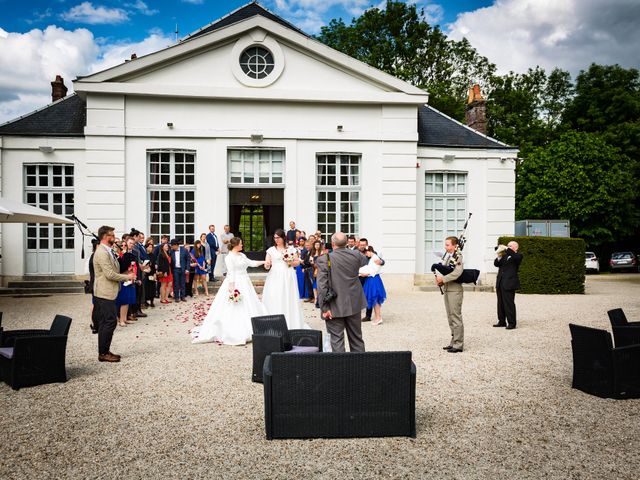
[[1, 275, 639, 479]]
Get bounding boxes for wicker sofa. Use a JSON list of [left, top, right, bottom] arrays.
[[569, 323, 640, 399], [263, 351, 416, 439], [0, 314, 72, 390]]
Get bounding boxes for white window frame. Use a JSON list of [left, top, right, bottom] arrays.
[[424, 171, 467, 264], [316, 153, 361, 243], [24, 163, 75, 252], [227, 148, 285, 187], [147, 150, 196, 242]]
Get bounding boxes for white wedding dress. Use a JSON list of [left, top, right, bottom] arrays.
[[191, 252, 267, 345], [261, 246, 308, 329]]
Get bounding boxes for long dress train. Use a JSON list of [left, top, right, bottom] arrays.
[[262, 246, 308, 329], [191, 252, 266, 345]]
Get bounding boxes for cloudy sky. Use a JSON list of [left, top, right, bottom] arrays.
[[0, 0, 639, 124]]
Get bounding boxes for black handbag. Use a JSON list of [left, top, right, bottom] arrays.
[[322, 253, 338, 304]]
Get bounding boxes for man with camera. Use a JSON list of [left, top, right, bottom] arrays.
[[494, 241, 523, 329], [316, 232, 369, 352]]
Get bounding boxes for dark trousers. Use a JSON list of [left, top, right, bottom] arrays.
[[93, 297, 118, 355], [304, 269, 313, 298], [145, 279, 156, 305], [173, 268, 186, 300], [497, 287, 517, 326], [359, 277, 373, 319], [186, 268, 195, 296], [134, 281, 144, 312], [208, 252, 218, 280]]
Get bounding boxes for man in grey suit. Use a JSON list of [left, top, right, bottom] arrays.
[[316, 232, 369, 352]]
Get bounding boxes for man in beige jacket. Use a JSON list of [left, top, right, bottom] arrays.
[[435, 236, 465, 353], [93, 225, 136, 362]]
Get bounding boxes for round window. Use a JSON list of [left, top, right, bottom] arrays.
[[239, 46, 275, 80]]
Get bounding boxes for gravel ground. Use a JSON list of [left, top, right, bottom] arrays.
[[1, 274, 639, 479]]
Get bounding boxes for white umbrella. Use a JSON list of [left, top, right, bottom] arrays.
[[0, 197, 74, 224]]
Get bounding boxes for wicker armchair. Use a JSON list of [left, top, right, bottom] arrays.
[[263, 351, 416, 439], [612, 326, 640, 348], [569, 323, 640, 399], [607, 308, 640, 327], [251, 315, 322, 383], [0, 315, 72, 390]]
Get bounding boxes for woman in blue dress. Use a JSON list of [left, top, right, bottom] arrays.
[[295, 238, 310, 299], [191, 240, 210, 297], [116, 237, 138, 327], [308, 240, 324, 307], [359, 246, 387, 326]]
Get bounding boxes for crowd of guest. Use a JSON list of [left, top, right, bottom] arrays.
[[89, 225, 236, 332], [88, 221, 387, 335]]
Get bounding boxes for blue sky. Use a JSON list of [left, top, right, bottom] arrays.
[[1, 1, 493, 40], [1, 0, 639, 123]]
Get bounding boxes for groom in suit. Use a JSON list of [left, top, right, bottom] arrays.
[[316, 232, 369, 352]]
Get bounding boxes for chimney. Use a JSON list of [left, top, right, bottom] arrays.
[[465, 84, 487, 135], [51, 75, 68, 102]]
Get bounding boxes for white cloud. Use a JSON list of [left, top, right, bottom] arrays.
[[0, 26, 173, 124], [61, 2, 129, 25], [422, 4, 444, 25], [446, 0, 640, 75], [89, 32, 174, 74], [269, 0, 371, 32], [125, 1, 158, 16]]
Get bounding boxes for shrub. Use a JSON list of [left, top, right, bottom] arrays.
[[497, 236, 586, 294]]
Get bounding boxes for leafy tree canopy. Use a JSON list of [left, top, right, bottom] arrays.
[[486, 67, 573, 151], [516, 131, 638, 246], [316, 1, 495, 120]]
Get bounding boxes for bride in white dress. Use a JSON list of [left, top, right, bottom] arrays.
[[191, 237, 267, 345], [261, 228, 308, 329]]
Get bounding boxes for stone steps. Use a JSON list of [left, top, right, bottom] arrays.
[[0, 286, 85, 296]]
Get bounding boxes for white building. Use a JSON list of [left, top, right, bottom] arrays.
[[0, 2, 517, 287]]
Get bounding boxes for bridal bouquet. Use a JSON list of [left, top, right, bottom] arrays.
[[282, 246, 299, 268], [228, 289, 242, 303]]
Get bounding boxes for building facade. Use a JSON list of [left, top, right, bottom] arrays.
[[0, 2, 517, 286]]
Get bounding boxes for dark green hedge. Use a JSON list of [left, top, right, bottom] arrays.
[[498, 236, 586, 294]]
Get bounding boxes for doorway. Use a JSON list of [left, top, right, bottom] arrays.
[[229, 188, 284, 260]]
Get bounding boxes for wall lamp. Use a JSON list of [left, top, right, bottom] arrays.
[[443, 154, 455, 162], [337, 125, 343, 132], [251, 134, 264, 143], [38, 146, 54, 154], [167, 122, 174, 129]]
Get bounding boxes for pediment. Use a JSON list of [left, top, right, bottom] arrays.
[[75, 15, 427, 103]]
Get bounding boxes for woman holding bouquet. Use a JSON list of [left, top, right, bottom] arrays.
[[191, 237, 266, 345], [262, 229, 308, 329]]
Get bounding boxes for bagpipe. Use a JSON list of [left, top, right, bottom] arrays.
[[431, 213, 480, 294]]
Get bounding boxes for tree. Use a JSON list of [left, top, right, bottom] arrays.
[[486, 67, 572, 151], [516, 131, 638, 247], [316, 1, 495, 120], [564, 64, 640, 134]]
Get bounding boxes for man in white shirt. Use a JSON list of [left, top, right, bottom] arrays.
[[219, 225, 234, 276]]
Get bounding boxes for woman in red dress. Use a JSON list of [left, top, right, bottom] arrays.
[[157, 243, 173, 304]]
